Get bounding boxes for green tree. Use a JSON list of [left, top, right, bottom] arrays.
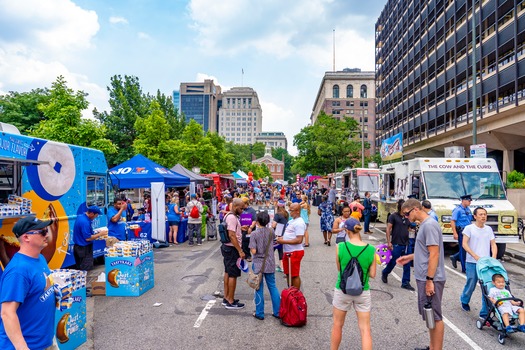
[[154, 90, 186, 139], [31, 76, 116, 155], [0, 88, 50, 133], [94, 75, 150, 167], [293, 111, 364, 175], [176, 120, 218, 173], [206, 132, 233, 173], [133, 100, 180, 167], [272, 147, 295, 182], [242, 161, 272, 183]]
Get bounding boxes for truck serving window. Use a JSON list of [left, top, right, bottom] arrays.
[[86, 176, 106, 207], [358, 175, 379, 193], [0, 162, 21, 202], [423, 172, 506, 200]]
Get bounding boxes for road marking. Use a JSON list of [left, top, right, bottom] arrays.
[[193, 299, 216, 328], [381, 229, 482, 349]]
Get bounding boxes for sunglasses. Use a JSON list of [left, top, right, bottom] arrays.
[[27, 228, 48, 236], [403, 208, 415, 217]]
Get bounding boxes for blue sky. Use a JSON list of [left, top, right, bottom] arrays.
[[0, 0, 385, 154]]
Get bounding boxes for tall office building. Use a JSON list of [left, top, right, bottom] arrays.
[[376, 0, 525, 173], [218, 87, 262, 144], [255, 131, 288, 150], [172, 90, 180, 111], [180, 80, 222, 132], [311, 68, 376, 154]]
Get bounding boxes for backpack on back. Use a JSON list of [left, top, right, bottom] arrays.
[[218, 213, 233, 244], [339, 243, 369, 296], [189, 201, 200, 219]]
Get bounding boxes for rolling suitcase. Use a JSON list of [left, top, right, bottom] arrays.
[[279, 253, 307, 327]]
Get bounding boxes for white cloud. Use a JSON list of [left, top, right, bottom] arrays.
[[109, 16, 128, 25], [260, 100, 300, 155], [137, 32, 151, 40], [0, 0, 106, 117]]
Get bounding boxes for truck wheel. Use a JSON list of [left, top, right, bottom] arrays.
[[496, 243, 506, 260]]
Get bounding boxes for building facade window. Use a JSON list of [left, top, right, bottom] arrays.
[[333, 85, 340, 98], [347, 85, 353, 98], [360, 85, 367, 98]]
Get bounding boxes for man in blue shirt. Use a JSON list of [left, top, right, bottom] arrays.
[[108, 198, 127, 241], [0, 216, 56, 350], [73, 206, 104, 270], [450, 194, 473, 273]]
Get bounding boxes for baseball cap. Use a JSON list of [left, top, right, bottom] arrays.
[[87, 205, 102, 215], [236, 258, 249, 273], [190, 193, 197, 198], [344, 218, 360, 232], [13, 216, 53, 238]]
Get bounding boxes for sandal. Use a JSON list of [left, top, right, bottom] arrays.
[[303, 244, 310, 247], [252, 313, 264, 320]]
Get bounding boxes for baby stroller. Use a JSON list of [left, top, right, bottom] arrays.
[[207, 215, 218, 241], [476, 256, 524, 345]]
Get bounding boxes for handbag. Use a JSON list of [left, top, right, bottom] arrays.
[[246, 228, 274, 290]]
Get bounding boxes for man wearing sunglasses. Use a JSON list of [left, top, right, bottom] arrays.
[[397, 199, 446, 350], [0, 216, 58, 350]]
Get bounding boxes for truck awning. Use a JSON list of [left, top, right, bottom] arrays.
[[0, 156, 49, 166]]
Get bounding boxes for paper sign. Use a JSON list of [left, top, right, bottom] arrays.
[[275, 223, 285, 237], [240, 213, 253, 226]]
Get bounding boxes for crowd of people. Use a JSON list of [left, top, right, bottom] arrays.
[[3, 179, 525, 350]]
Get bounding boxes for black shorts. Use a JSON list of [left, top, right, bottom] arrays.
[[221, 244, 241, 278], [168, 221, 180, 226]]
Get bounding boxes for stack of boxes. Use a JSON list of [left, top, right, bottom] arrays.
[[105, 240, 154, 296], [51, 269, 87, 350]]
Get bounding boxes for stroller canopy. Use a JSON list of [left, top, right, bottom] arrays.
[[476, 256, 508, 284]]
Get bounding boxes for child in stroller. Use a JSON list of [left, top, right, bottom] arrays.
[[488, 273, 525, 334], [476, 256, 525, 344]]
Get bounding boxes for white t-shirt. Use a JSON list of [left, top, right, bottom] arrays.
[[283, 217, 306, 253], [463, 223, 495, 264]]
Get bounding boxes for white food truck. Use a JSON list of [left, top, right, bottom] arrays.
[[377, 158, 519, 250]]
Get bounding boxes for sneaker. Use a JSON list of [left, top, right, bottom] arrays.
[[197, 243, 202, 246], [221, 298, 238, 306], [518, 325, 525, 332], [506, 325, 514, 333], [450, 256, 457, 269], [188, 242, 194, 246], [461, 303, 470, 312], [401, 284, 415, 291], [381, 273, 388, 284], [225, 301, 245, 310], [414, 347, 430, 350], [276, 267, 283, 273]]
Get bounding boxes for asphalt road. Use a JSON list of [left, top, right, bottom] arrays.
[[80, 210, 525, 350]]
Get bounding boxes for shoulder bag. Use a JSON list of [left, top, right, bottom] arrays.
[[247, 228, 274, 290]]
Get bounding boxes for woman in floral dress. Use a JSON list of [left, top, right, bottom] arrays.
[[318, 195, 334, 246]]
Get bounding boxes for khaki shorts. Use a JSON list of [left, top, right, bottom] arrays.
[[332, 288, 371, 312]]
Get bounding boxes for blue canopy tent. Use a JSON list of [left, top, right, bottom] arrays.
[[109, 154, 190, 189]]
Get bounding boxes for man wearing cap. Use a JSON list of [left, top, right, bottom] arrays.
[[107, 198, 127, 241], [0, 216, 57, 350], [185, 194, 203, 246], [73, 206, 105, 271], [276, 203, 306, 289], [450, 194, 473, 273]]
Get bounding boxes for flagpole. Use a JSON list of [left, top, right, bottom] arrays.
[[242, 68, 244, 87]]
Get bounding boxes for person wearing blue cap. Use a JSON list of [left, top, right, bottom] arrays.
[[450, 194, 473, 273], [73, 206, 105, 271], [0, 216, 56, 350]]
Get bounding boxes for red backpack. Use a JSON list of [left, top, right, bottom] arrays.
[[189, 202, 200, 218], [279, 286, 307, 327]]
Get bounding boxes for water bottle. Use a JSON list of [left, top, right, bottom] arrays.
[[424, 298, 435, 329]]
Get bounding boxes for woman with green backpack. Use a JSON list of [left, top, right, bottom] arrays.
[[330, 218, 376, 350]]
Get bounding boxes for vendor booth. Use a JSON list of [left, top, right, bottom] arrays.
[[171, 163, 209, 184], [109, 154, 190, 243]]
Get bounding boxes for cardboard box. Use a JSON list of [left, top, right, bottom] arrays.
[[105, 251, 154, 297], [55, 287, 87, 350], [91, 281, 106, 296]]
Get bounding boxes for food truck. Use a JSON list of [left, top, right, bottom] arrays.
[[376, 158, 520, 248], [0, 123, 109, 270], [339, 167, 380, 201]]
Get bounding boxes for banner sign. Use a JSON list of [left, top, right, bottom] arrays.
[[380, 133, 403, 161]]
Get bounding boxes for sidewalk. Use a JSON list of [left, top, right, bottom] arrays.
[[505, 242, 525, 265]]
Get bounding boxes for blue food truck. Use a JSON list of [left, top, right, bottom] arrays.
[[0, 122, 109, 270]]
